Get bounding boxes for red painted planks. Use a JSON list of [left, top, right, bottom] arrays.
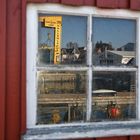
[[21, 0, 26, 134], [118, 0, 130, 9], [96, 0, 129, 9], [27, 0, 60, 3], [130, 0, 140, 10], [83, 0, 96, 6], [47, 0, 61, 3], [96, 136, 129, 140], [130, 135, 140, 140], [27, 0, 47, 3], [61, 0, 84, 6], [0, 0, 6, 139], [74, 138, 95, 140], [26, 0, 140, 11], [6, 0, 21, 139], [97, 0, 118, 8]]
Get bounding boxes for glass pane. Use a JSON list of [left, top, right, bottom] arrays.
[[92, 18, 136, 66], [38, 14, 87, 65], [37, 71, 87, 124], [92, 71, 136, 121]]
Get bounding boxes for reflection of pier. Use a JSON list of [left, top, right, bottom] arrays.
[[38, 73, 86, 82], [38, 92, 135, 105], [38, 72, 86, 94]]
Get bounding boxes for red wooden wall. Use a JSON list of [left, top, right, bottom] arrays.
[[0, 0, 140, 140]]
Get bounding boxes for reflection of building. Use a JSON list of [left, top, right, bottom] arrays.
[[61, 47, 86, 64], [93, 50, 135, 65], [109, 51, 135, 65]]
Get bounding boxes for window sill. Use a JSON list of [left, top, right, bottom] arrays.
[[23, 121, 140, 139]]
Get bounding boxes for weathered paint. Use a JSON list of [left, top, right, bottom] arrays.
[[1, 0, 140, 140], [23, 121, 140, 139]]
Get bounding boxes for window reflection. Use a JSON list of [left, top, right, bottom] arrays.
[[92, 18, 136, 66], [38, 14, 87, 65], [37, 71, 86, 94], [36, 16, 137, 125], [92, 72, 136, 121], [37, 71, 87, 124]]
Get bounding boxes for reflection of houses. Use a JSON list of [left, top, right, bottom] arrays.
[[93, 50, 135, 65], [61, 47, 86, 63], [109, 51, 135, 65]]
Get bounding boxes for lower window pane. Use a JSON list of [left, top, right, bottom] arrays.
[[37, 71, 87, 124], [92, 71, 136, 121]]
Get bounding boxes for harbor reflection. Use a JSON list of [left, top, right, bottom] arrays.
[[37, 71, 87, 124]]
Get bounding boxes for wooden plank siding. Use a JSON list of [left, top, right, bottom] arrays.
[[130, 135, 140, 140], [97, 137, 129, 140], [130, 0, 140, 10], [26, 0, 140, 10], [0, 0, 140, 140], [0, 0, 6, 139], [21, 0, 27, 134], [5, 0, 22, 140]]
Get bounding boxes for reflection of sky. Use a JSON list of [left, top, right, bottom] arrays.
[[38, 25, 55, 46], [92, 18, 136, 48], [38, 15, 136, 49], [38, 14, 87, 48]]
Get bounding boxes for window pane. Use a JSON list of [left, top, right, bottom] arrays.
[[91, 71, 136, 121], [38, 14, 87, 65], [37, 71, 87, 124], [92, 18, 136, 66]]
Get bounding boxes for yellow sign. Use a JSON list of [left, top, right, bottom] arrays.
[[39, 16, 62, 64]]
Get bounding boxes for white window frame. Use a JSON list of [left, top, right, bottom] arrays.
[[25, 3, 140, 139]]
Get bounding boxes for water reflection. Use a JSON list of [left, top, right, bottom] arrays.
[[37, 71, 87, 124], [37, 104, 86, 124], [92, 72, 136, 121], [38, 71, 86, 94]]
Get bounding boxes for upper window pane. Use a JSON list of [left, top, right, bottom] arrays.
[[92, 18, 136, 66], [38, 14, 87, 65]]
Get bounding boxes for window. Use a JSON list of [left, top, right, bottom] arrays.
[[26, 4, 140, 139], [92, 17, 136, 121], [37, 14, 88, 124]]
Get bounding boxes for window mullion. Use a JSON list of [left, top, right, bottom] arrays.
[[87, 15, 92, 66], [86, 15, 92, 121]]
